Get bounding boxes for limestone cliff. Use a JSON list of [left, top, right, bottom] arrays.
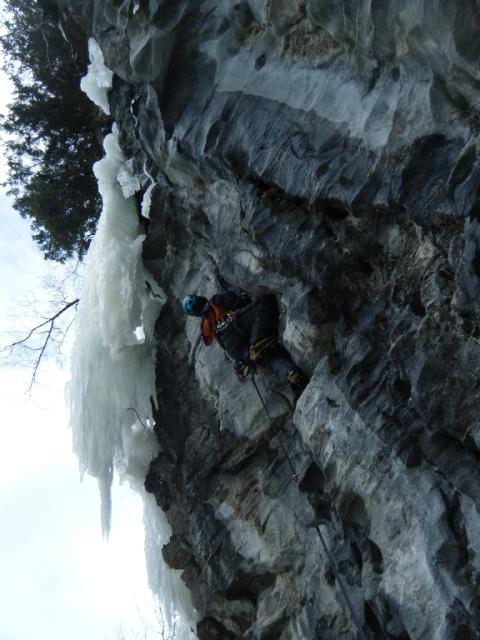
[[58, 1, 480, 638]]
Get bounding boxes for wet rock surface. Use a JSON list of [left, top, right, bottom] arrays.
[[59, 0, 480, 637]]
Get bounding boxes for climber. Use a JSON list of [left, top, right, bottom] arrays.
[[182, 291, 308, 396]]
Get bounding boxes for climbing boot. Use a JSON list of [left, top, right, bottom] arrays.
[[287, 370, 309, 398]]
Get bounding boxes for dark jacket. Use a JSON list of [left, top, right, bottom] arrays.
[[201, 293, 278, 362]]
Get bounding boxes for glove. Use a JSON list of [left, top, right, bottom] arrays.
[[234, 359, 255, 382]]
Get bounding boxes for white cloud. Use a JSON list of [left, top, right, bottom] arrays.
[[0, 463, 102, 640], [0, 367, 72, 484], [0, 428, 154, 640]]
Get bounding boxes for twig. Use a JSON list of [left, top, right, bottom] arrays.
[[1, 298, 79, 391], [1, 298, 79, 353], [126, 407, 149, 430]]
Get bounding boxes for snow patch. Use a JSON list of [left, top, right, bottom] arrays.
[[117, 157, 142, 198], [117, 157, 157, 219], [144, 495, 198, 639], [80, 38, 113, 115], [141, 182, 156, 219], [140, 161, 157, 219]]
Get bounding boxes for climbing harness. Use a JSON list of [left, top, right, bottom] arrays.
[[249, 334, 277, 361], [215, 310, 239, 333], [214, 302, 254, 336], [250, 371, 368, 640]]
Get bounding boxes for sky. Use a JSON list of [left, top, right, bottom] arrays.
[[0, 18, 158, 640]]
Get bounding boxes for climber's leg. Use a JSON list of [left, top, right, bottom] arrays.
[[250, 294, 279, 346], [263, 344, 309, 396]]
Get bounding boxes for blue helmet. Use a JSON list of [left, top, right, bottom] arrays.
[[182, 294, 198, 315]]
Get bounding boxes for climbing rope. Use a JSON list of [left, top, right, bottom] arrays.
[[250, 376, 299, 482], [250, 373, 368, 640]]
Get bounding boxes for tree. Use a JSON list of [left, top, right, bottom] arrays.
[[0, 264, 81, 391], [1, 0, 110, 261], [1, 297, 79, 391]]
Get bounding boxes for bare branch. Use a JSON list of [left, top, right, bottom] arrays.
[[1, 298, 79, 353], [1, 297, 79, 391], [126, 407, 150, 430]]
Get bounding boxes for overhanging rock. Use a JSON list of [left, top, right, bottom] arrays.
[[59, 0, 480, 637]]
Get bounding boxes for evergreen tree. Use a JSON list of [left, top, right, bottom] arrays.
[[1, 0, 110, 261]]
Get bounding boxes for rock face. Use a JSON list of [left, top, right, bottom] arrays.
[[59, 1, 480, 638]]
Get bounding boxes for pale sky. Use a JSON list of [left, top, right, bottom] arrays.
[[0, 12, 158, 640]]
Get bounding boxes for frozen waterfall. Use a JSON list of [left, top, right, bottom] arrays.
[[68, 39, 198, 639]]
